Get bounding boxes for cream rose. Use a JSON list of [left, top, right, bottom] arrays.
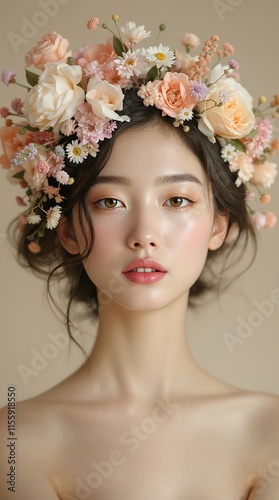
[[197, 77, 255, 143], [251, 161, 277, 189], [153, 72, 196, 119], [23, 62, 85, 131], [86, 76, 130, 122], [25, 32, 72, 71]]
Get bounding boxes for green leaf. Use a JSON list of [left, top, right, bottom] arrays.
[[244, 128, 259, 139], [144, 65, 159, 84], [112, 35, 128, 56], [25, 69, 40, 87], [20, 124, 39, 133], [12, 170, 24, 179], [228, 139, 246, 153]]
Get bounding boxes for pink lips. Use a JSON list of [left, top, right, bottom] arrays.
[[122, 259, 167, 284]]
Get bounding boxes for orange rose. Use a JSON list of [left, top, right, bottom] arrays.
[[0, 125, 33, 169], [77, 38, 116, 69], [25, 32, 72, 71], [153, 72, 196, 119]]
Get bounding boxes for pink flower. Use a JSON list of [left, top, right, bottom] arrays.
[[0, 107, 10, 118], [251, 212, 267, 230], [223, 43, 234, 57], [1, 70, 16, 86], [37, 160, 50, 174], [87, 18, 99, 31], [75, 103, 111, 144], [77, 39, 116, 71], [11, 98, 24, 114], [16, 196, 27, 206], [180, 33, 200, 50], [264, 211, 277, 229], [242, 117, 273, 159], [251, 161, 277, 189], [25, 32, 72, 71], [153, 72, 196, 119]]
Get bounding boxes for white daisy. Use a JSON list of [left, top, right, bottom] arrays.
[[178, 108, 194, 121], [27, 213, 41, 225], [66, 140, 88, 164], [114, 49, 146, 79], [220, 143, 237, 162], [120, 22, 151, 44], [46, 206, 62, 230], [143, 44, 175, 68]]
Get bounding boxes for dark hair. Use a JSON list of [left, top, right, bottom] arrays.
[[9, 89, 256, 350]]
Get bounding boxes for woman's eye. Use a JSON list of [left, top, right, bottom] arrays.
[[164, 197, 190, 208], [95, 198, 123, 209]]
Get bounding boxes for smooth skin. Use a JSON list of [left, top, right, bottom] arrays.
[[1, 126, 279, 500]]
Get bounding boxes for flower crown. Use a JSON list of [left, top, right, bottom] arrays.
[[1, 14, 278, 253]]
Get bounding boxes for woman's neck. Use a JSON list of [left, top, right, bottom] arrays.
[[85, 294, 208, 403]]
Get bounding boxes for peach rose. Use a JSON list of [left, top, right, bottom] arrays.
[[23, 62, 85, 131], [251, 161, 277, 189], [77, 38, 116, 70], [153, 72, 196, 119], [197, 71, 255, 143], [0, 125, 33, 169], [25, 32, 72, 71], [86, 76, 130, 122]]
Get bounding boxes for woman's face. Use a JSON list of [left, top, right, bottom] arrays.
[[70, 125, 227, 312]]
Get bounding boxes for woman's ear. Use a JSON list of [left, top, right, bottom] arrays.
[[56, 214, 80, 255], [208, 212, 229, 251]]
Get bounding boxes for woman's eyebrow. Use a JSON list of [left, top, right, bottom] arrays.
[[94, 173, 203, 186]]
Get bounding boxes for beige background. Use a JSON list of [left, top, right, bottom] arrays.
[[0, 0, 278, 408]]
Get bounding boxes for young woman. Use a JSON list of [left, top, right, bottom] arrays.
[[0, 17, 278, 500]]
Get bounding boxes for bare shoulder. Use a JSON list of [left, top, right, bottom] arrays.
[[221, 389, 279, 458]]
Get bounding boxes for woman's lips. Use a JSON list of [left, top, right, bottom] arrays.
[[122, 259, 167, 284]]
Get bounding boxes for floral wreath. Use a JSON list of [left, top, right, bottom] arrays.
[[0, 14, 278, 253]]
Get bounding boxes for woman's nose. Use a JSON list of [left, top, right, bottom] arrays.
[[127, 210, 161, 250]]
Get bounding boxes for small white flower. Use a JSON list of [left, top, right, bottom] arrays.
[[178, 108, 194, 121], [144, 44, 175, 68], [114, 49, 146, 79], [120, 22, 151, 44], [46, 206, 62, 229], [55, 170, 69, 185], [84, 142, 100, 157], [220, 143, 237, 162], [27, 213, 41, 225], [66, 140, 88, 164]]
